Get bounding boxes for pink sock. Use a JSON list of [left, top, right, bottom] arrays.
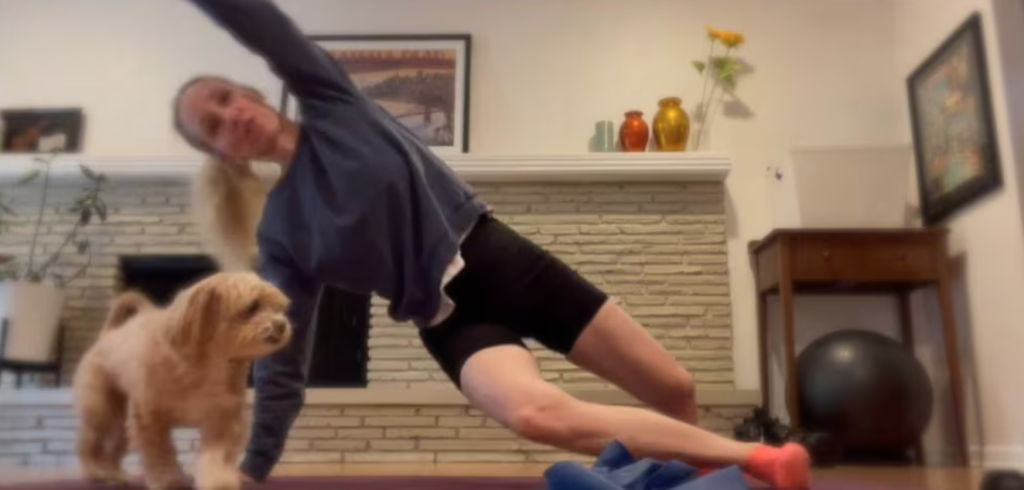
[[743, 443, 811, 490]]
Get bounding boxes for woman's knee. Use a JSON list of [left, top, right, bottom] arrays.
[[648, 367, 696, 412], [503, 386, 580, 445]]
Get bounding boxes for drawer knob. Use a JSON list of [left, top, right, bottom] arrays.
[[822, 251, 831, 260]]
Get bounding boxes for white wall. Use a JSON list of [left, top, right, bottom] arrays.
[[0, 0, 908, 394], [888, 0, 1024, 468]]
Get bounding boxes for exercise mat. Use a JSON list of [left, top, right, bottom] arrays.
[[544, 440, 922, 490], [545, 441, 744, 490]]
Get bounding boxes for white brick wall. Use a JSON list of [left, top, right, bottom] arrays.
[[0, 174, 743, 469], [0, 404, 751, 468], [368, 182, 732, 390]]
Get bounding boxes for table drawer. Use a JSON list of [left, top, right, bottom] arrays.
[[790, 235, 939, 282]]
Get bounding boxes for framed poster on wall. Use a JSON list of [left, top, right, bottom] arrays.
[[907, 13, 1001, 226], [280, 34, 471, 154]]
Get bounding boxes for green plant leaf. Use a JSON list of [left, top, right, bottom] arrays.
[[720, 73, 737, 91], [79, 207, 92, 226], [16, 169, 41, 185], [80, 164, 99, 182], [95, 200, 107, 222], [692, 60, 706, 74], [719, 59, 742, 79], [0, 200, 16, 216]]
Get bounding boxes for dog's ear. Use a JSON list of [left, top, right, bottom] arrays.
[[166, 283, 223, 351]]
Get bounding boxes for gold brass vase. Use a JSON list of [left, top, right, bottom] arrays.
[[653, 96, 690, 151]]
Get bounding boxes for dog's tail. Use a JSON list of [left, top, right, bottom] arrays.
[[101, 290, 154, 334]]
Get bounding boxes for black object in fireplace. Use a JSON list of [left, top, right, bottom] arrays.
[[117, 255, 369, 387]]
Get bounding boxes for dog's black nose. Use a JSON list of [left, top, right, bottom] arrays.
[[265, 319, 287, 344]]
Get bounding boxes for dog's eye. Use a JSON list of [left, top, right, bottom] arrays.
[[243, 300, 261, 318]]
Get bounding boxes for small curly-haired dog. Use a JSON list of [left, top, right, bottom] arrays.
[[73, 271, 293, 490]]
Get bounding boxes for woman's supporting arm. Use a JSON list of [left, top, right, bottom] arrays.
[[241, 252, 321, 481]]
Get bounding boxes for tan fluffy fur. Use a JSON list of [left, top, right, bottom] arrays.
[[191, 158, 277, 272], [73, 272, 292, 490]]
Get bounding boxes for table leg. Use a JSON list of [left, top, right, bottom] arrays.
[[937, 274, 969, 465], [779, 241, 799, 428], [757, 291, 770, 411], [898, 290, 924, 465], [898, 291, 915, 352]]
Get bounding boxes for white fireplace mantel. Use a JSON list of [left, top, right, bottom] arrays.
[[0, 153, 732, 183]]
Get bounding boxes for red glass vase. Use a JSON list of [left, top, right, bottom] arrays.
[[619, 110, 649, 152]]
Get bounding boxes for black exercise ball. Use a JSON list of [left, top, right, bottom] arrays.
[[793, 329, 934, 450], [982, 470, 1024, 490], [978, 472, 1024, 490]]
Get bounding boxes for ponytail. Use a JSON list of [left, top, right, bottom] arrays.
[[191, 157, 277, 272]]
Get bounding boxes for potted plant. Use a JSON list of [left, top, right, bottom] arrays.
[[0, 152, 108, 364]]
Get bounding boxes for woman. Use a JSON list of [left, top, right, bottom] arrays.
[[172, 0, 810, 489]]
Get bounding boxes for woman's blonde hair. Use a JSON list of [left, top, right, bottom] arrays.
[[191, 157, 277, 272]]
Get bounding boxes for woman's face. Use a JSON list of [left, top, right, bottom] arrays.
[[176, 79, 282, 161]]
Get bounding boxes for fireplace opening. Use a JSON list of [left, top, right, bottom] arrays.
[[118, 255, 218, 306], [116, 255, 370, 388]]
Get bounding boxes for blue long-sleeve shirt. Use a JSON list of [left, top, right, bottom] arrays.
[[184, 0, 487, 480]]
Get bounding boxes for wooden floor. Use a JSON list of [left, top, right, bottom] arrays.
[[0, 463, 986, 489]]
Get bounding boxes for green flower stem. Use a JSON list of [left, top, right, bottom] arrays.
[[24, 157, 52, 279], [695, 40, 716, 150], [701, 46, 734, 150]]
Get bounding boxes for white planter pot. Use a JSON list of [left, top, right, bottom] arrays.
[[0, 281, 66, 364]]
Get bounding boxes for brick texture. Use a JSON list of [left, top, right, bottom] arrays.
[[0, 404, 752, 469], [0, 174, 739, 470], [369, 182, 732, 390]]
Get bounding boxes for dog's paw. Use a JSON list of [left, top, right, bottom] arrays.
[[85, 468, 130, 487], [144, 470, 193, 490], [196, 465, 242, 490]]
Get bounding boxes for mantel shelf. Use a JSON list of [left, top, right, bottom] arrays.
[[0, 153, 732, 183]]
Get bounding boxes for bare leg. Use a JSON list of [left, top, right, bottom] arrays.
[[462, 344, 753, 465], [459, 344, 810, 489], [567, 300, 698, 424]]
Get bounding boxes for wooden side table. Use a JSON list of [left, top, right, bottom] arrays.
[[749, 228, 967, 465]]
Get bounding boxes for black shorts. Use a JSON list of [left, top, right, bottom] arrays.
[[419, 213, 609, 388]]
